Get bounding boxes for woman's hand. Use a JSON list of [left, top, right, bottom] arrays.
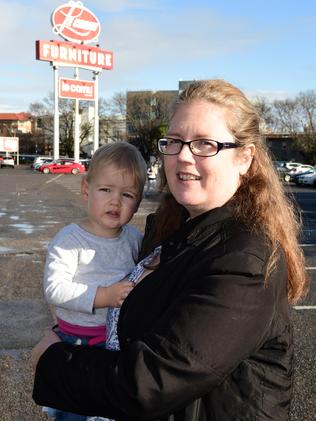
[[31, 328, 61, 370]]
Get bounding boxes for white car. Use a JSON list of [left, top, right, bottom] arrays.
[[284, 164, 315, 182], [0, 155, 14, 168], [284, 162, 302, 170], [31, 156, 53, 169], [299, 172, 316, 186], [33, 158, 54, 170]]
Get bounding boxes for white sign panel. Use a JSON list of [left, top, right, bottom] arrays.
[[0, 137, 19, 152]]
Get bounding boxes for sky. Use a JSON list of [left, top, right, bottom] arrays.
[[1, 0, 316, 112]]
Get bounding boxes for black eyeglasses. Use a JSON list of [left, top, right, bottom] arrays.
[[157, 138, 240, 157]]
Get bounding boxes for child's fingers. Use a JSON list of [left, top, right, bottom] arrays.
[[121, 288, 132, 299], [119, 280, 134, 288]]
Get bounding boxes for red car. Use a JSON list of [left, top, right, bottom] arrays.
[[38, 159, 86, 175]]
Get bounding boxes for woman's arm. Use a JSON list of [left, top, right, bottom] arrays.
[[33, 249, 282, 420]]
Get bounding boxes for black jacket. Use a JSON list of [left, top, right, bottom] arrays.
[[33, 205, 293, 420]]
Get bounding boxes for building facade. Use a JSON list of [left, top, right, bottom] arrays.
[[0, 113, 33, 135]]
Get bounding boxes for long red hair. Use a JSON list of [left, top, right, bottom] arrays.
[[144, 79, 308, 304]]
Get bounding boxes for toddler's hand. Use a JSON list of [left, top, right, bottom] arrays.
[[94, 280, 134, 308], [106, 280, 134, 307]]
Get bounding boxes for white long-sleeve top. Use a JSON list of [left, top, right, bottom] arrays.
[[43, 223, 142, 327]]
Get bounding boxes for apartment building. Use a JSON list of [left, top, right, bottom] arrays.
[[0, 112, 33, 135]]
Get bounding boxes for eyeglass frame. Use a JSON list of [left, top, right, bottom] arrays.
[[157, 137, 240, 157]]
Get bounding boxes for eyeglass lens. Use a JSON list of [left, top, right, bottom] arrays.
[[159, 139, 219, 156]]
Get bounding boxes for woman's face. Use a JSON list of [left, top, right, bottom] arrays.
[[164, 100, 253, 218]]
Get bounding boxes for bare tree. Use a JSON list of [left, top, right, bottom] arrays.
[[110, 92, 127, 117], [98, 96, 127, 144], [126, 91, 175, 160], [272, 99, 300, 134], [269, 91, 316, 163], [29, 94, 93, 157], [252, 96, 276, 132], [295, 91, 316, 161]]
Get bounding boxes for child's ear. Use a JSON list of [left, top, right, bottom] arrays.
[[81, 177, 89, 200]]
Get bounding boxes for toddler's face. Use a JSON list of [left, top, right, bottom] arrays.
[[82, 164, 139, 237]]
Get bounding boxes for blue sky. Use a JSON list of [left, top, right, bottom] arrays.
[[0, 0, 316, 112]]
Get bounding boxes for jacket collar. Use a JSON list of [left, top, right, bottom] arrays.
[[162, 203, 234, 254]]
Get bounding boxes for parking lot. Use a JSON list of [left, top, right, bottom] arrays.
[[0, 166, 315, 420]]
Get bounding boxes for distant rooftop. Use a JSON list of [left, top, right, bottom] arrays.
[[0, 112, 31, 121]]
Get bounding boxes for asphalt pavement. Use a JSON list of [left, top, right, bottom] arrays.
[[0, 166, 315, 420]]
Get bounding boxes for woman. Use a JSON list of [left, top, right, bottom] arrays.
[[32, 79, 308, 421]]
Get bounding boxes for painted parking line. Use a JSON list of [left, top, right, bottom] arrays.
[[306, 267, 316, 270], [45, 174, 64, 184], [300, 244, 316, 247], [293, 306, 316, 310]]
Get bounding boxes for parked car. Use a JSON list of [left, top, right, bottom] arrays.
[[0, 155, 15, 168], [31, 156, 53, 169], [38, 159, 86, 175], [284, 165, 315, 183], [273, 161, 288, 181], [299, 172, 316, 187], [33, 158, 55, 170], [284, 162, 304, 171], [292, 168, 316, 184]]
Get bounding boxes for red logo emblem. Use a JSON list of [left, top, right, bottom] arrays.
[[51, 1, 101, 44]]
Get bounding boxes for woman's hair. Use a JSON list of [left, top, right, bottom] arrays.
[[85, 142, 147, 203], [147, 79, 308, 304]]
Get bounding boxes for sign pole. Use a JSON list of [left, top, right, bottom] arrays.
[[74, 67, 80, 162], [93, 71, 99, 153], [53, 65, 60, 160]]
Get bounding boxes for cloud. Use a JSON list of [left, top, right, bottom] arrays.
[[1, 2, 265, 109], [103, 8, 263, 69], [0, 1, 292, 111], [89, 0, 159, 12], [247, 89, 292, 102]]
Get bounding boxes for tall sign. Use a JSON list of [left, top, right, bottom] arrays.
[[36, 1, 114, 161]]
